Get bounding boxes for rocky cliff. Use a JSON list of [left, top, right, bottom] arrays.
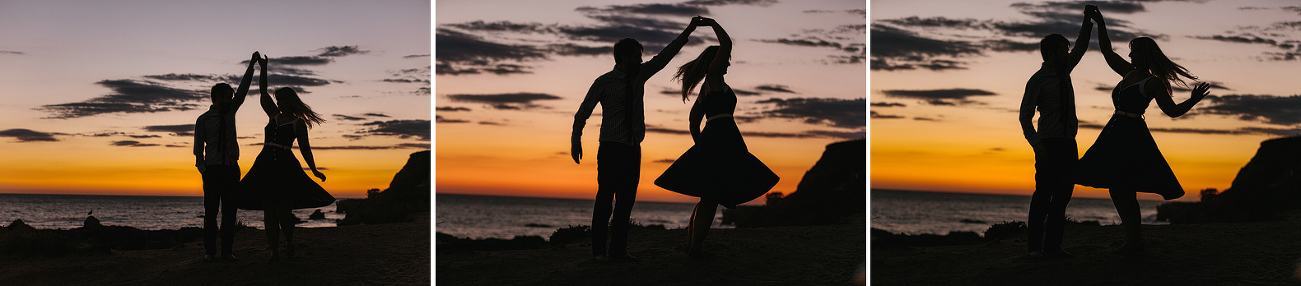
[[1157, 136, 1301, 223], [338, 150, 431, 225], [721, 139, 866, 227]]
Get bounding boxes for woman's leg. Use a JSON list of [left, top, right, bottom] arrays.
[[279, 201, 296, 257], [686, 204, 698, 251], [1108, 188, 1143, 254], [687, 199, 718, 256], [263, 201, 280, 260]]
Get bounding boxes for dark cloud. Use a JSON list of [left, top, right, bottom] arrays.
[[653, 158, 676, 164], [584, 15, 685, 31], [1, 50, 23, 55], [1197, 94, 1301, 125], [436, 115, 470, 124], [309, 143, 429, 150], [143, 73, 224, 82], [732, 89, 761, 96], [881, 89, 997, 106], [39, 80, 205, 118], [646, 127, 690, 135], [270, 56, 332, 66], [383, 78, 430, 84], [1009, 1, 1146, 14], [547, 43, 611, 56], [871, 102, 906, 107], [0, 129, 61, 142], [144, 124, 196, 136], [364, 113, 390, 118], [575, 4, 708, 16], [404, 54, 431, 59], [805, 130, 866, 140], [478, 121, 504, 125], [446, 93, 563, 110], [445, 21, 556, 34], [982, 39, 1040, 52], [647, 125, 863, 140], [437, 28, 548, 62], [757, 97, 866, 129], [913, 117, 938, 121], [128, 135, 161, 139], [869, 24, 982, 71], [803, 9, 867, 15], [1193, 34, 1277, 45], [358, 120, 431, 141], [686, 0, 777, 6], [316, 46, 369, 57], [436, 62, 532, 75], [755, 85, 796, 94], [872, 3, 1154, 72], [334, 114, 367, 121], [757, 38, 842, 49], [871, 111, 905, 119], [111, 140, 159, 147], [436, 106, 471, 112]]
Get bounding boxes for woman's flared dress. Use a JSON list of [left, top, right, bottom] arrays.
[[1076, 75, 1184, 200], [654, 86, 779, 208], [233, 118, 336, 210]]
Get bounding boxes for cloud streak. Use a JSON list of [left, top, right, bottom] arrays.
[[756, 97, 866, 129], [0, 129, 62, 142], [446, 93, 563, 110]]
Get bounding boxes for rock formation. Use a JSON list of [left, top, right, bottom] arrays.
[[338, 150, 431, 225], [1157, 136, 1301, 223], [721, 139, 865, 227]]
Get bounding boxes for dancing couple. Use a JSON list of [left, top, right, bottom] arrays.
[[1020, 5, 1211, 258], [194, 52, 335, 262], [572, 16, 778, 262]]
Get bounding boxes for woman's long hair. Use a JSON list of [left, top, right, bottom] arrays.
[[671, 46, 720, 102], [274, 87, 326, 128], [1129, 37, 1197, 90]]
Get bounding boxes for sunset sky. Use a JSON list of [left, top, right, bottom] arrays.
[[0, 0, 431, 197], [871, 0, 1301, 200], [434, 0, 867, 203]]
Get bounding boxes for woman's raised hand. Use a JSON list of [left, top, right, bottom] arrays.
[[258, 54, 268, 66], [1191, 82, 1211, 99]]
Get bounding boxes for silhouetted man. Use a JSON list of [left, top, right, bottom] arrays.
[[572, 17, 705, 262], [194, 51, 259, 261], [1019, 6, 1094, 259]]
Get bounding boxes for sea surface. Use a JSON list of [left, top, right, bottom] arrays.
[[871, 189, 1164, 236], [0, 193, 344, 230], [436, 193, 720, 240]]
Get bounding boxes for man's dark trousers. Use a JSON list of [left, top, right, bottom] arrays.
[[1028, 138, 1076, 252], [202, 164, 240, 257], [592, 142, 640, 257]]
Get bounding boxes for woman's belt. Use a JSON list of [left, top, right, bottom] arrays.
[[1115, 110, 1144, 119], [707, 114, 733, 122], [266, 142, 292, 150]]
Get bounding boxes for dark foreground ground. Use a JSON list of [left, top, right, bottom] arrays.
[[437, 221, 867, 285], [873, 211, 1301, 285], [0, 213, 430, 286]]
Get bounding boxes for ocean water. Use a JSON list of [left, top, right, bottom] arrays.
[[0, 193, 345, 230], [871, 189, 1163, 236], [435, 193, 719, 240]]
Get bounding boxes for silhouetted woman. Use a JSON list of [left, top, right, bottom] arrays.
[[654, 18, 779, 259], [237, 55, 335, 261], [1076, 7, 1210, 256]]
